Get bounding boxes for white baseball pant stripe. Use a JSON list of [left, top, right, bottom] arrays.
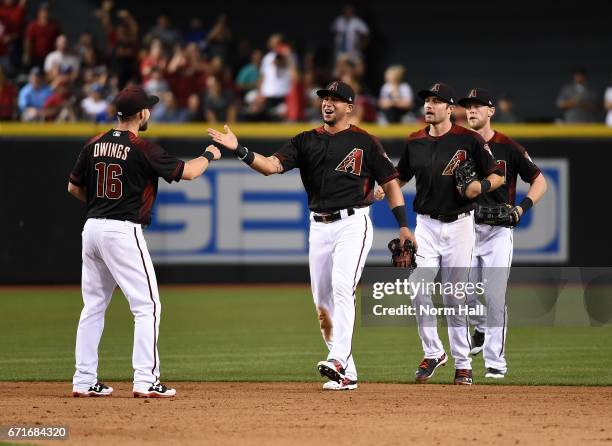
[[73, 218, 161, 391], [411, 213, 475, 370], [466, 224, 513, 373], [309, 207, 373, 381]]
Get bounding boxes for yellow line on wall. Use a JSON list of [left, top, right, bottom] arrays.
[[1, 122, 612, 138]]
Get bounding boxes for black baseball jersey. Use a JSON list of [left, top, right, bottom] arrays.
[[397, 125, 502, 216], [479, 131, 541, 206], [69, 129, 184, 225], [273, 125, 398, 213]]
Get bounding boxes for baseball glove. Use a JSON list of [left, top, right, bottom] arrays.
[[388, 239, 417, 268], [475, 204, 521, 227], [454, 158, 479, 197]]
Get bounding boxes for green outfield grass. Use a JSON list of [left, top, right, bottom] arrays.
[[0, 286, 610, 385]]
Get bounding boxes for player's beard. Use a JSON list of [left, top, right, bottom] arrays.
[[139, 119, 149, 131], [323, 116, 337, 126]]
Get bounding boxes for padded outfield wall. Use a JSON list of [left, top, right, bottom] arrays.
[[1, 123, 609, 283]]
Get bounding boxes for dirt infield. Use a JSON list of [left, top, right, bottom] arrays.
[[1, 382, 611, 445]]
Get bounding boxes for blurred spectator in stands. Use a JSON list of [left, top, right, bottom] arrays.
[[0, 14, 11, 72], [258, 34, 294, 120], [556, 68, 599, 123], [343, 76, 375, 124], [305, 87, 322, 123], [42, 80, 76, 121], [150, 90, 188, 122], [18, 66, 51, 120], [334, 53, 364, 85], [143, 66, 169, 96], [495, 94, 519, 123], [604, 75, 612, 126], [109, 13, 139, 88], [75, 32, 101, 70], [0, 0, 26, 70], [140, 38, 166, 82], [44, 34, 80, 80], [0, 64, 16, 119], [95, 102, 116, 123], [205, 13, 232, 61], [166, 42, 207, 108], [184, 17, 206, 51], [285, 61, 306, 122], [144, 14, 181, 53], [23, 3, 60, 68], [236, 48, 261, 96], [80, 83, 108, 121], [185, 92, 204, 122], [331, 3, 369, 62], [203, 75, 236, 123], [378, 65, 413, 124]]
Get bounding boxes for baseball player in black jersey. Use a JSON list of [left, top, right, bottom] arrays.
[[68, 86, 221, 398], [459, 88, 547, 378], [208, 81, 414, 391], [377, 82, 504, 385]]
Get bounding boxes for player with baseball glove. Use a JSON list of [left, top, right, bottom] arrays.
[[459, 88, 547, 379]]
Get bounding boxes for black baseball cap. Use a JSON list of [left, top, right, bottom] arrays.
[[417, 82, 455, 104], [458, 88, 495, 107], [316, 80, 355, 104], [114, 86, 159, 117]]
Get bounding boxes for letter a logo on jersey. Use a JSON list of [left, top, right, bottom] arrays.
[[442, 149, 467, 175], [336, 148, 364, 176]]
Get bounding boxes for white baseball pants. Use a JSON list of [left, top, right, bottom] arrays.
[[309, 207, 373, 381], [73, 218, 161, 391], [466, 224, 513, 373], [411, 213, 475, 370]]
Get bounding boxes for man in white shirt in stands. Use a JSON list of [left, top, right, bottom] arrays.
[[331, 3, 369, 62]]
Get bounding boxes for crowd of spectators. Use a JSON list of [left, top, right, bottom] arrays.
[[1, 1, 611, 125]]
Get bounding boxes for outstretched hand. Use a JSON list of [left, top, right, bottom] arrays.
[[207, 125, 238, 150]]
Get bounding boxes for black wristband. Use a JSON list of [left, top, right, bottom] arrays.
[[202, 151, 215, 162], [480, 178, 491, 193], [235, 144, 255, 165], [519, 197, 533, 212], [391, 205, 409, 228]]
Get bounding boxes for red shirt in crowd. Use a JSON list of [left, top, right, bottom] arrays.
[[0, 81, 16, 119], [0, 2, 25, 35], [25, 18, 60, 60]]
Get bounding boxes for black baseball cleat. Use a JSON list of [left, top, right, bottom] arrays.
[[454, 368, 473, 385], [415, 353, 448, 383], [72, 382, 113, 397], [317, 359, 346, 383], [485, 368, 506, 379], [469, 329, 485, 356]]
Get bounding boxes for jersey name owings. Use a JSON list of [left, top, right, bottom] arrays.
[[442, 149, 467, 175], [335, 148, 364, 176], [93, 142, 131, 161]]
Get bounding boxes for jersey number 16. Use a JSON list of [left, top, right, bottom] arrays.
[[94, 162, 123, 200]]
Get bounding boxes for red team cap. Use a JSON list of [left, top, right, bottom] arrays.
[[418, 82, 456, 104], [114, 86, 159, 117], [316, 80, 355, 104], [458, 88, 495, 107]]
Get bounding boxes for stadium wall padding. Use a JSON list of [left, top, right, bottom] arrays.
[[0, 134, 607, 284]]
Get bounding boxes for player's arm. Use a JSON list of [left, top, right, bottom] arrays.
[[465, 139, 505, 199], [380, 179, 417, 249], [516, 173, 547, 216], [207, 125, 286, 176], [67, 182, 86, 202], [182, 145, 221, 180]]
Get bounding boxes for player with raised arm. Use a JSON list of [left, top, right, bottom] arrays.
[[208, 81, 414, 390], [68, 86, 220, 398]]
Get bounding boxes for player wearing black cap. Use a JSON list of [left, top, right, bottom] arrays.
[[377, 82, 504, 385], [68, 86, 221, 398], [459, 88, 547, 379], [208, 80, 413, 391]]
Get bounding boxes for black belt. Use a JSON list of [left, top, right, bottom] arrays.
[[313, 208, 355, 223], [427, 211, 470, 223]]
